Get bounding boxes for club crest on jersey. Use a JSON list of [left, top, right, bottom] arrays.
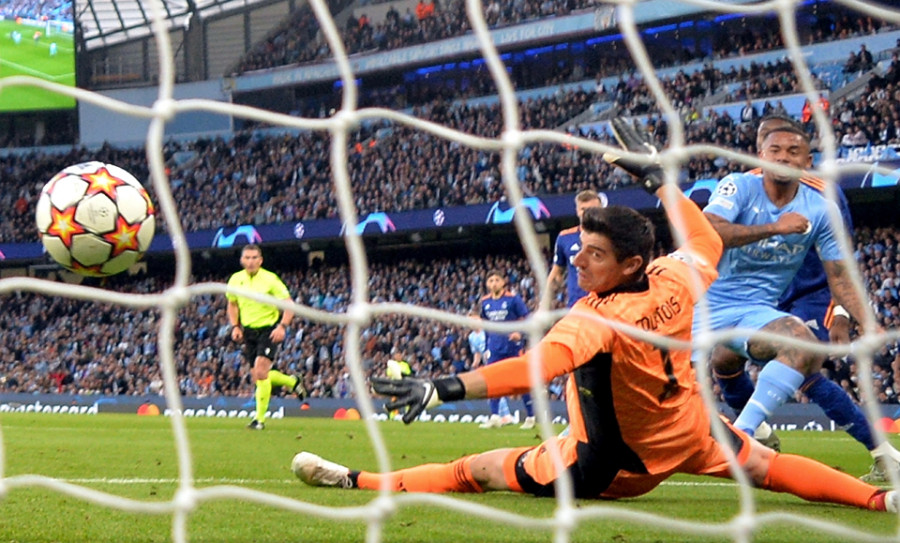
[[715, 180, 737, 197]]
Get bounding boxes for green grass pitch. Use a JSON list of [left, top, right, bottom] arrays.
[[0, 20, 76, 111], [0, 413, 898, 542]]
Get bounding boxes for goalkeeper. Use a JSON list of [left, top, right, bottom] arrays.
[[292, 119, 896, 511]]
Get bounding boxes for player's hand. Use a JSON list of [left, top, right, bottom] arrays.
[[371, 376, 466, 425], [372, 377, 441, 424], [774, 212, 810, 235], [509, 332, 522, 342], [829, 315, 851, 344], [602, 117, 664, 194], [231, 326, 243, 342]]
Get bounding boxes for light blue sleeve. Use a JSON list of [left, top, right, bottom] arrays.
[[703, 173, 747, 223]]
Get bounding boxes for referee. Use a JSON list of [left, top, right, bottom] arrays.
[[226, 244, 305, 430]]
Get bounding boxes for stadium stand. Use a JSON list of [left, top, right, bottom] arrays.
[[232, 0, 599, 74], [1, 224, 899, 406], [0, 33, 894, 244], [0, 250, 551, 398], [1, 2, 899, 409]]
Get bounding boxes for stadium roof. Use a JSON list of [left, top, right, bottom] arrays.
[[78, 0, 265, 50]]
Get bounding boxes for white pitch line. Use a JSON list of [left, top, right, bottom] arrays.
[[0, 58, 72, 81]]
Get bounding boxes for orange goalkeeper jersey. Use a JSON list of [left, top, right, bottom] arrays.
[[479, 195, 722, 475]]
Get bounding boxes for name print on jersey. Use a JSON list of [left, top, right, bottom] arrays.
[[635, 295, 682, 331]]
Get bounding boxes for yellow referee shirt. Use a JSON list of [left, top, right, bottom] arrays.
[[225, 268, 291, 328]]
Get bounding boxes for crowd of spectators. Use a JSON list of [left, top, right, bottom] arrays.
[[2, 76, 776, 244], [232, 0, 887, 80], [1, 225, 899, 408], [831, 51, 900, 151], [0, 0, 72, 20], [2, 1, 897, 243], [231, 3, 892, 118], [821, 226, 900, 405], [3, 0, 900, 413], [233, 0, 597, 75], [0, 250, 551, 401], [0, 57, 857, 245], [232, 0, 355, 73], [604, 57, 817, 121], [0, 88, 611, 243], [0, 59, 812, 245], [4, 36, 898, 248]]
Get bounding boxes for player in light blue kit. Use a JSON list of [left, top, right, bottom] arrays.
[[716, 116, 854, 452], [696, 122, 900, 477], [479, 269, 532, 429], [546, 190, 605, 307]]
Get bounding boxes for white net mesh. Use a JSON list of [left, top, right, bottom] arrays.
[[3, 0, 900, 542]]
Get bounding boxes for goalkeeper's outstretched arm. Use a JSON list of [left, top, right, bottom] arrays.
[[603, 117, 723, 278], [658, 184, 723, 275], [371, 341, 572, 424]]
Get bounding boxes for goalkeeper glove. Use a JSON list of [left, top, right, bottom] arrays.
[[602, 117, 665, 194], [371, 376, 466, 425]]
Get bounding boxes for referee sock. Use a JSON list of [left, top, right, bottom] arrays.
[[255, 378, 272, 423], [734, 360, 803, 436], [763, 452, 883, 510], [802, 373, 876, 450], [356, 455, 483, 493], [714, 369, 755, 413], [268, 370, 295, 389]]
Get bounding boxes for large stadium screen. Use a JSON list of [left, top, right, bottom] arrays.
[[0, 0, 76, 112]]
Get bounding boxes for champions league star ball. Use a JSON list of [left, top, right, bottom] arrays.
[[35, 162, 156, 277]]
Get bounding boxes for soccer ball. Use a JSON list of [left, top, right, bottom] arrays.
[[35, 161, 156, 277]]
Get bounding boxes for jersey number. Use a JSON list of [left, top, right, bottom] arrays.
[[657, 348, 679, 403]]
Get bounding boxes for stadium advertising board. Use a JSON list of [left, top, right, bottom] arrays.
[[3, 393, 900, 433]]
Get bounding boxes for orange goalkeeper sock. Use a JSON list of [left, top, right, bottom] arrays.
[[356, 455, 483, 493], [762, 452, 882, 510]]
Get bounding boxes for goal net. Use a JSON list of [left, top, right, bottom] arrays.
[[2, 0, 900, 542]]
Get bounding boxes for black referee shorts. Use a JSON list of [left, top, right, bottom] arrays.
[[241, 324, 281, 364]]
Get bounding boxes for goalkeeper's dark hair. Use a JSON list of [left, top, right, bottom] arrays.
[[580, 206, 654, 271]]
